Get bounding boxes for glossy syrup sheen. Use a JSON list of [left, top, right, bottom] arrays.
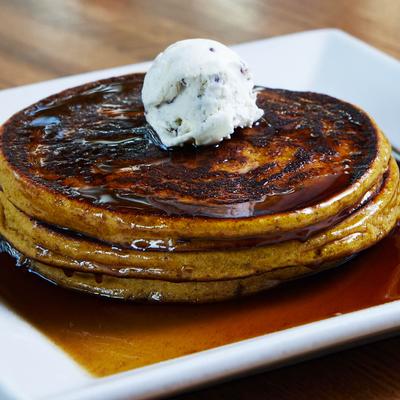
[[2, 74, 377, 218], [0, 229, 399, 377]]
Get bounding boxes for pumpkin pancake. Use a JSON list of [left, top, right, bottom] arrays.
[[0, 74, 392, 242], [0, 73, 398, 302]]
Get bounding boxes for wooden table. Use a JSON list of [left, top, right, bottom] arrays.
[[1, 1, 400, 399]]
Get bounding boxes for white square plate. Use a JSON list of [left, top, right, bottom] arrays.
[[1, 29, 400, 400]]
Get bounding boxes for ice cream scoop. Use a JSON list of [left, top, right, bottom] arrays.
[[142, 39, 263, 147]]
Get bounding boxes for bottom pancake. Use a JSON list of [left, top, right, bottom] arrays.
[[2, 241, 350, 302]]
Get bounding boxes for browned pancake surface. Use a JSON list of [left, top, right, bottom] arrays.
[[1, 74, 377, 218]]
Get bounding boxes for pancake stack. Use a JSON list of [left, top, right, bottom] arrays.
[[0, 74, 398, 302]]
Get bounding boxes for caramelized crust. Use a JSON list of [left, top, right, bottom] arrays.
[[1, 74, 377, 218]]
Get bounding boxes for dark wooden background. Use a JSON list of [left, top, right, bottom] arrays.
[[1, 1, 400, 399]]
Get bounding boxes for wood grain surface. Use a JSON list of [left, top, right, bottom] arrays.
[[1, 1, 400, 399]]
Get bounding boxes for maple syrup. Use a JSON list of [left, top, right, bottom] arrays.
[[0, 229, 399, 377]]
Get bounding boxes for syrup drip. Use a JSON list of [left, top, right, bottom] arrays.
[[32, 173, 381, 254]]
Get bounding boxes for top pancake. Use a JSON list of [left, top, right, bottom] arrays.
[[0, 74, 391, 241]]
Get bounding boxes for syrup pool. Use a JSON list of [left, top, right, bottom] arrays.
[[0, 229, 399, 377]]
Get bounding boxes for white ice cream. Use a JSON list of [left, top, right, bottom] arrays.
[[142, 39, 263, 147]]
